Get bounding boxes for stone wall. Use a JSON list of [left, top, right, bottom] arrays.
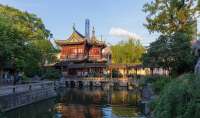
[[0, 87, 57, 112]]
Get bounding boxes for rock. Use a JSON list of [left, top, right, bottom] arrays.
[[195, 59, 200, 74]]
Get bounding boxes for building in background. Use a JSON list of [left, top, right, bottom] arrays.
[[55, 20, 111, 78]]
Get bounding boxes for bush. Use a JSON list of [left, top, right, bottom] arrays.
[[139, 75, 172, 94], [21, 75, 30, 83], [151, 76, 172, 94], [42, 68, 61, 80], [149, 98, 159, 112], [153, 74, 200, 118]]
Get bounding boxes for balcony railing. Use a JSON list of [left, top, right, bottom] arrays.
[[61, 55, 87, 61]]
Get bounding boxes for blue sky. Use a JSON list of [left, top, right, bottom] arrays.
[[0, 0, 159, 45]]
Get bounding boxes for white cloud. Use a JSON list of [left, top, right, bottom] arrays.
[[109, 27, 142, 40]]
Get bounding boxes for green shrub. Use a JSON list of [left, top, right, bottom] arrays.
[[42, 68, 61, 80], [152, 76, 172, 94], [139, 75, 172, 94], [21, 75, 30, 82], [154, 74, 200, 118], [149, 98, 159, 112]]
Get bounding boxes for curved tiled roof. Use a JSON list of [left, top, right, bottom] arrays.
[[55, 28, 106, 47], [55, 30, 86, 45]]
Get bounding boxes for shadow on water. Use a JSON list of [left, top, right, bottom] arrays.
[[5, 87, 144, 118]]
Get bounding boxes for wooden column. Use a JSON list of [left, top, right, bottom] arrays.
[[123, 68, 125, 79], [110, 68, 112, 79]]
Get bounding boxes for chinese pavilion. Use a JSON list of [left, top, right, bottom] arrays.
[[55, 25, 109, 78]]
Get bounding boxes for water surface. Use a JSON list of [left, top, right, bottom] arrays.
[[5, 88, 144, 118]]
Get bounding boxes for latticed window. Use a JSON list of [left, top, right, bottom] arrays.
[[78, 48, 83, 53]]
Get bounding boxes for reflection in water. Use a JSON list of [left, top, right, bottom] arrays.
[[5, 88, 143, 118]]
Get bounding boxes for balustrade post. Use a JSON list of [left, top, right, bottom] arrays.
[[29, 85, 32, 91], [13, 87, 15, 93], [54, 81, 56, 90], [41, 83, 44, 89]]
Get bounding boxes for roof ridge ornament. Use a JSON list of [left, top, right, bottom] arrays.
[[73, 23, 76, 31]]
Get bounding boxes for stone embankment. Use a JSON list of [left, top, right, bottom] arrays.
[[0, 81, 58, 112], [140, 83, 155, 118]]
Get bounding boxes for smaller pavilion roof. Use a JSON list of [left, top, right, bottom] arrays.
[[87, 27, 106, 47]]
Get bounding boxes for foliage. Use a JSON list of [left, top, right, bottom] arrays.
[[31, 40, 56, 64], [140, 75, 172, 94], [143, 32, 196, 75], [111, 39, 145, 64], [149, 98, 159, 113], [143, 0, 199, 36], [21, 75, 30, 83], [0, 4, 52, 40], [0, 16, 27, 69], [143, 0, 200, 75], [170, 32, 196, 74], [0, 4, 56, 77], [143, 35, 171, 69], [153, 74, 200, 118], [42, 68, 61, 80], [151, 76, 172, 94]]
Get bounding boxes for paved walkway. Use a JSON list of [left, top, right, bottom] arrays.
[[0, 81, 54, 97]]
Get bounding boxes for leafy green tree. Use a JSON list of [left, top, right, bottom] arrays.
[[111, 39, 145, 64], [170, 32, 196, 74], [142, 1, 200, 117], [143, 0, 200, 36], [31, 40, 56, 65], [0, 4, 51, 41], [0, 5, 56, 77], [143, 32, 196, 75], [143, 0, 199, 75], [0, 16, 26, 70], [143, 35, 171, 70]]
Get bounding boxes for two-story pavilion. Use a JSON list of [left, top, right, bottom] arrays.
[[55, 26, 109, 78]]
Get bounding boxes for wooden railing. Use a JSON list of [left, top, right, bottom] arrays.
[[63, 55, 87, 60], [64, 77, 131, 81]]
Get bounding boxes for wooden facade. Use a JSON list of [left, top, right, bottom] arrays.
[[55, 27, 109, 78]]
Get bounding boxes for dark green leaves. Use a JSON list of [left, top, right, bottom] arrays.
[[0, 4, 56, 77], [143, 32, 196, 75], [154, 74, 200, 118], [0, 4, 52, 40]]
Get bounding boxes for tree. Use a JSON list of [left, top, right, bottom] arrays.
[[143, 0, 200, 36], [0, 4, 52, 41], [0, 5, 56, 77], [0, 15, 42, 77], [143, 32, 196, 75], [143, 35, 171, 69], [111, 39, 145, 64], [143, 0, 199, 75], [170, 32, 196, 74], [0, 16, 25, 70], [31, 40, 56, 65]]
